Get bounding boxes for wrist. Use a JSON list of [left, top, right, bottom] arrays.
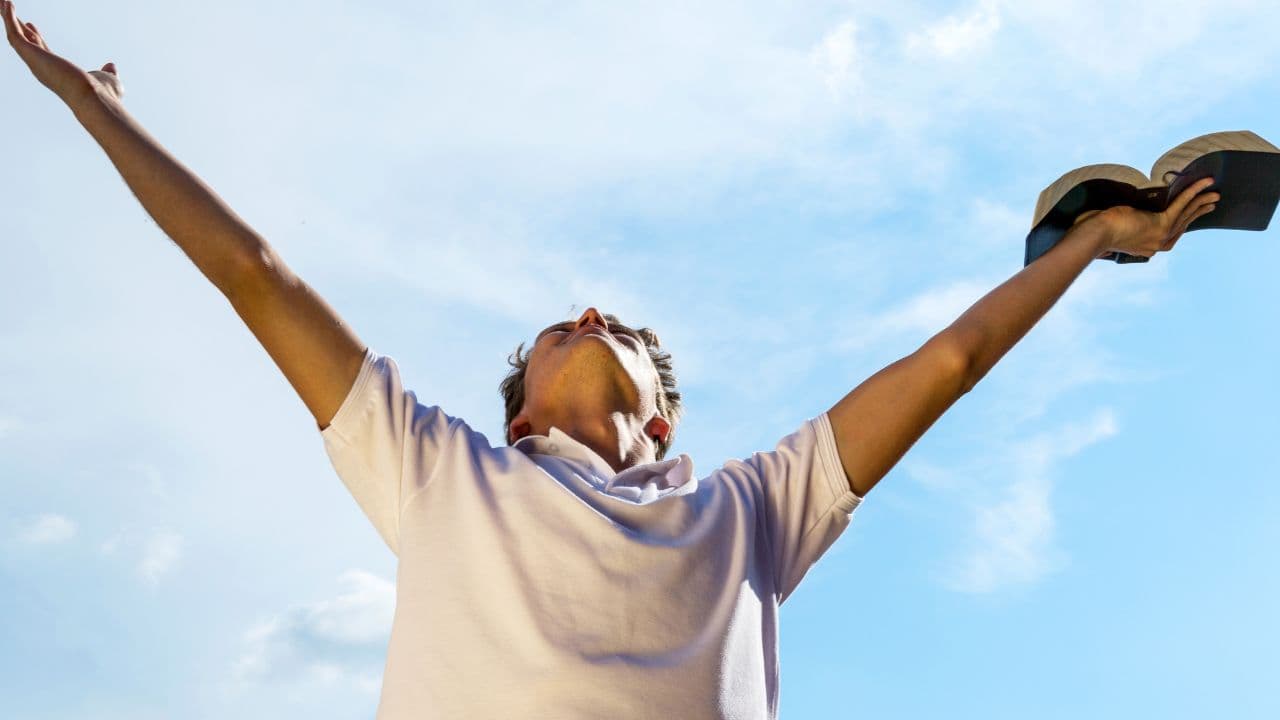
[[66, 80, 114, 121], [65, 86, 97, 120], [1071, 218, 1115, 259]]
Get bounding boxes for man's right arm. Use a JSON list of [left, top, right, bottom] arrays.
[[69, 85, 365, 431]]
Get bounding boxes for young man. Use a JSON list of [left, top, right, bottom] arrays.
[[3, 3, 1221, 717]]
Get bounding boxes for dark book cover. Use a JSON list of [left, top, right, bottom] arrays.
[[1025, 139, 1280, 266]]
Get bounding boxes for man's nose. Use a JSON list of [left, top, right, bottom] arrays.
[[575, 307, 608, 331]]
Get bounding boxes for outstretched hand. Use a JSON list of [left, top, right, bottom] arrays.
[[1073, 176, 1220, 259], [3, 0, 122, 106]]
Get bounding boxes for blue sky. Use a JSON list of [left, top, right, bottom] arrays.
[[2, 0, 1278, 717]]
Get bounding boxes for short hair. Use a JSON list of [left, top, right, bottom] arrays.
[[499, 313, 683, 460]]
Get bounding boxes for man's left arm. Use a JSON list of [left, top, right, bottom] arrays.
[[828, 173, 1220, 498], [827, 220, 1115, 498]]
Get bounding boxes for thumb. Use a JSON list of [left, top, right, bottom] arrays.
[[87, 62, 125, 99], [1072, 208, 1103, 227]]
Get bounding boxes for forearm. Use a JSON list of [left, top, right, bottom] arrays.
[[947, 222, 1111, 391], [68, 87, 266, 296]]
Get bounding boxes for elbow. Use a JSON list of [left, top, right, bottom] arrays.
[[955, 349, 978, 396], [928, 330, 978, 396], [221, 241, 287, 301]]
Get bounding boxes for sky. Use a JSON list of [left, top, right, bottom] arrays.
[[2, 0, 1278, 717]]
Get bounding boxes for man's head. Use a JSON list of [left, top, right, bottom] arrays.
[[500, 307, 683, 462]]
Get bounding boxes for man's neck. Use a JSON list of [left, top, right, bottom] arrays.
[[537, 412, 652, 475]]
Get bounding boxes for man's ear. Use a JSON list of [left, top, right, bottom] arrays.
[[508, 413, 532, 445], [644, 415, 671, 446]]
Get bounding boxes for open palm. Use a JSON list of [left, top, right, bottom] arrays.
[[3, 0, 123, 105]]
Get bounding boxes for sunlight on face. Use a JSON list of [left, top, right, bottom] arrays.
[[525, 312, 660, 414]]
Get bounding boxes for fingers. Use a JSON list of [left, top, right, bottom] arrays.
[[1185, 198, 1218, 230], [1173, 191, 1219, 235], [23, 20, 45, 49], [1157, 181, 1219, 254], [1163, 209, 1202, 251], [1162, 199, 1218, 252], [3, 0, 20, 38], [2, 0, 35, 49], [1165, 176, 1216, 222], [2, 1, 17, 43]]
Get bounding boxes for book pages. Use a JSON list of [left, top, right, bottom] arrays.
[[1032, 163, 1149, 230], [1149, 130, 1280, 186]]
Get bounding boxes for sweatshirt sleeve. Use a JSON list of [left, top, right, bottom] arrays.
[[318, 348, 463, 556], [741, 412, 863, 605]]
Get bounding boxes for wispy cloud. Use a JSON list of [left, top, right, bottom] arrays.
[[884, 247, 1166, 594], [15, 513, 78, 545], [942, 408, 1119, 593], [138, 529, 183, 585], [812, 20, 861, 98], [1004, 0, 1266, 78], [970, 197, 1030, 248], [0, 413, 20, 439], [836, 277, 997, 354], [975, 259, 1172, 427], [906, 0, 1002, 58], [127, 461, 169, 498], [99, 530, 125, 556], [230, 569, 394, 692]]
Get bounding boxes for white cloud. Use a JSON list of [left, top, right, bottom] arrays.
[[944, 408, 1118, 593], [99, 530, 125, 556], [127, 461, 169, 498], [970, 197, 1029, 245], [837, 277, 996, 353], [1003, 0, 1262, 79], [15, 513, 78, 545], [906, 0, 1002, 58], [811, 20, 861, 97], [848, 238, 1170, 435], [876, 255, 1169, 596], [231, 569, 394, 692], [0, 413, 20, 439], [979, 259, 1172, 427], [138, 529, 184, 585]]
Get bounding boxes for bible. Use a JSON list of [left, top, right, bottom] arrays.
[[1024, 130, 1280, 266]]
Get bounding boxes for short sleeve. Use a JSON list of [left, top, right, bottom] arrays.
[[743, 412, 863, 605], [319, 348, 462, 555]]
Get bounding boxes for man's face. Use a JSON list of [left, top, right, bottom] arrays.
[[521, 308, 661, 427]]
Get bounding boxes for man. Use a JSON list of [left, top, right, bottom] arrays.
[[3, 2, 1221, 717]]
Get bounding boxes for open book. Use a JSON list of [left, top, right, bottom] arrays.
[[1024, 130, 1280, 266]]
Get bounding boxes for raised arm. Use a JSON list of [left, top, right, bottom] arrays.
[[826, 178, 1219, 498], [4, 0, 365, 429]]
